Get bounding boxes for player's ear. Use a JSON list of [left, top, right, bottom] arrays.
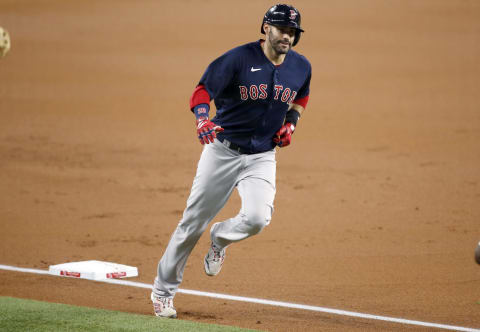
[[263, 23, 270, 34]]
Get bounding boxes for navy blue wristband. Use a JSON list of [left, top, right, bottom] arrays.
[[194, 104, 210, 120], [285, 109, 300, 126]]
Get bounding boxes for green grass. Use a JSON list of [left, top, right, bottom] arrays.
[[0, 296, 258, 332]]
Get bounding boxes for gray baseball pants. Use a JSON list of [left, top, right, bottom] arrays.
[[153, 138, 276, 298]]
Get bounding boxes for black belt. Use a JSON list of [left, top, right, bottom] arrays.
[[217, 137, 251, 154]]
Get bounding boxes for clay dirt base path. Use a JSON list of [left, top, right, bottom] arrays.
[[1, 1, 479, 331]]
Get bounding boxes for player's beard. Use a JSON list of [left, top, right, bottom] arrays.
[[268, 30, 291, 55]]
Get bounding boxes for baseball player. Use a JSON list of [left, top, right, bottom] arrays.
[[151, 4, 311, 318]]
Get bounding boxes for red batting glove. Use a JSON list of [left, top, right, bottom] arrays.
[[273, 122, 295, 147], [196, 117, 224, 145]]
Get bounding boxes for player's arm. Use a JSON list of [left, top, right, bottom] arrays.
[[190, 85, 224, 145], [288, 101, 305, 116], [274, 95, 309, 147], [190, 51, 239, 145], [289, 94, 309, 118], [285, 96, 308, 126]]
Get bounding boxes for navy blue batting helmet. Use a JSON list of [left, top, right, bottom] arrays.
[[261, 4, 304, 46]]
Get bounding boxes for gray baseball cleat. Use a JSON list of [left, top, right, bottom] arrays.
[[204, 243, 226, 276], [151, 292, 177, 318], [205, 223, 226, 276]]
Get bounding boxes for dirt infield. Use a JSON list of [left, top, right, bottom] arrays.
[[1, 1, 479, 331]]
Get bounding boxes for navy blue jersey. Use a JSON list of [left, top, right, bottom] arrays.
[[198, 40, 311, 154]]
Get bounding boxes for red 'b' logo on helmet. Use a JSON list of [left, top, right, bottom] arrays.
[[289, 10, 297, 20]]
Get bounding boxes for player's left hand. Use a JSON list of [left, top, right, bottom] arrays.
[[196, 117, 224, 145], [273, 122, 295, 147]]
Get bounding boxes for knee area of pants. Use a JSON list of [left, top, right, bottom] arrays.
[[243, 212, 268, 234]]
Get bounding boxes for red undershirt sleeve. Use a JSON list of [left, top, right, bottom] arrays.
[[292, 95, 309, 109], [189, 84, 211, 111]]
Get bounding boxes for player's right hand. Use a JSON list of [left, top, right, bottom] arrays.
[[196, 117, 224, 145]]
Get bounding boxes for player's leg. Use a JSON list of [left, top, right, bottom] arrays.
[[153, 141, 241, 297], [205, 150, 276, 272], [210, 176, 276, 248], [204, 153, 275, 276]]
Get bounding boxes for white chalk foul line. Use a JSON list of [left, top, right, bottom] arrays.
[[0, 264, 478, 332]]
